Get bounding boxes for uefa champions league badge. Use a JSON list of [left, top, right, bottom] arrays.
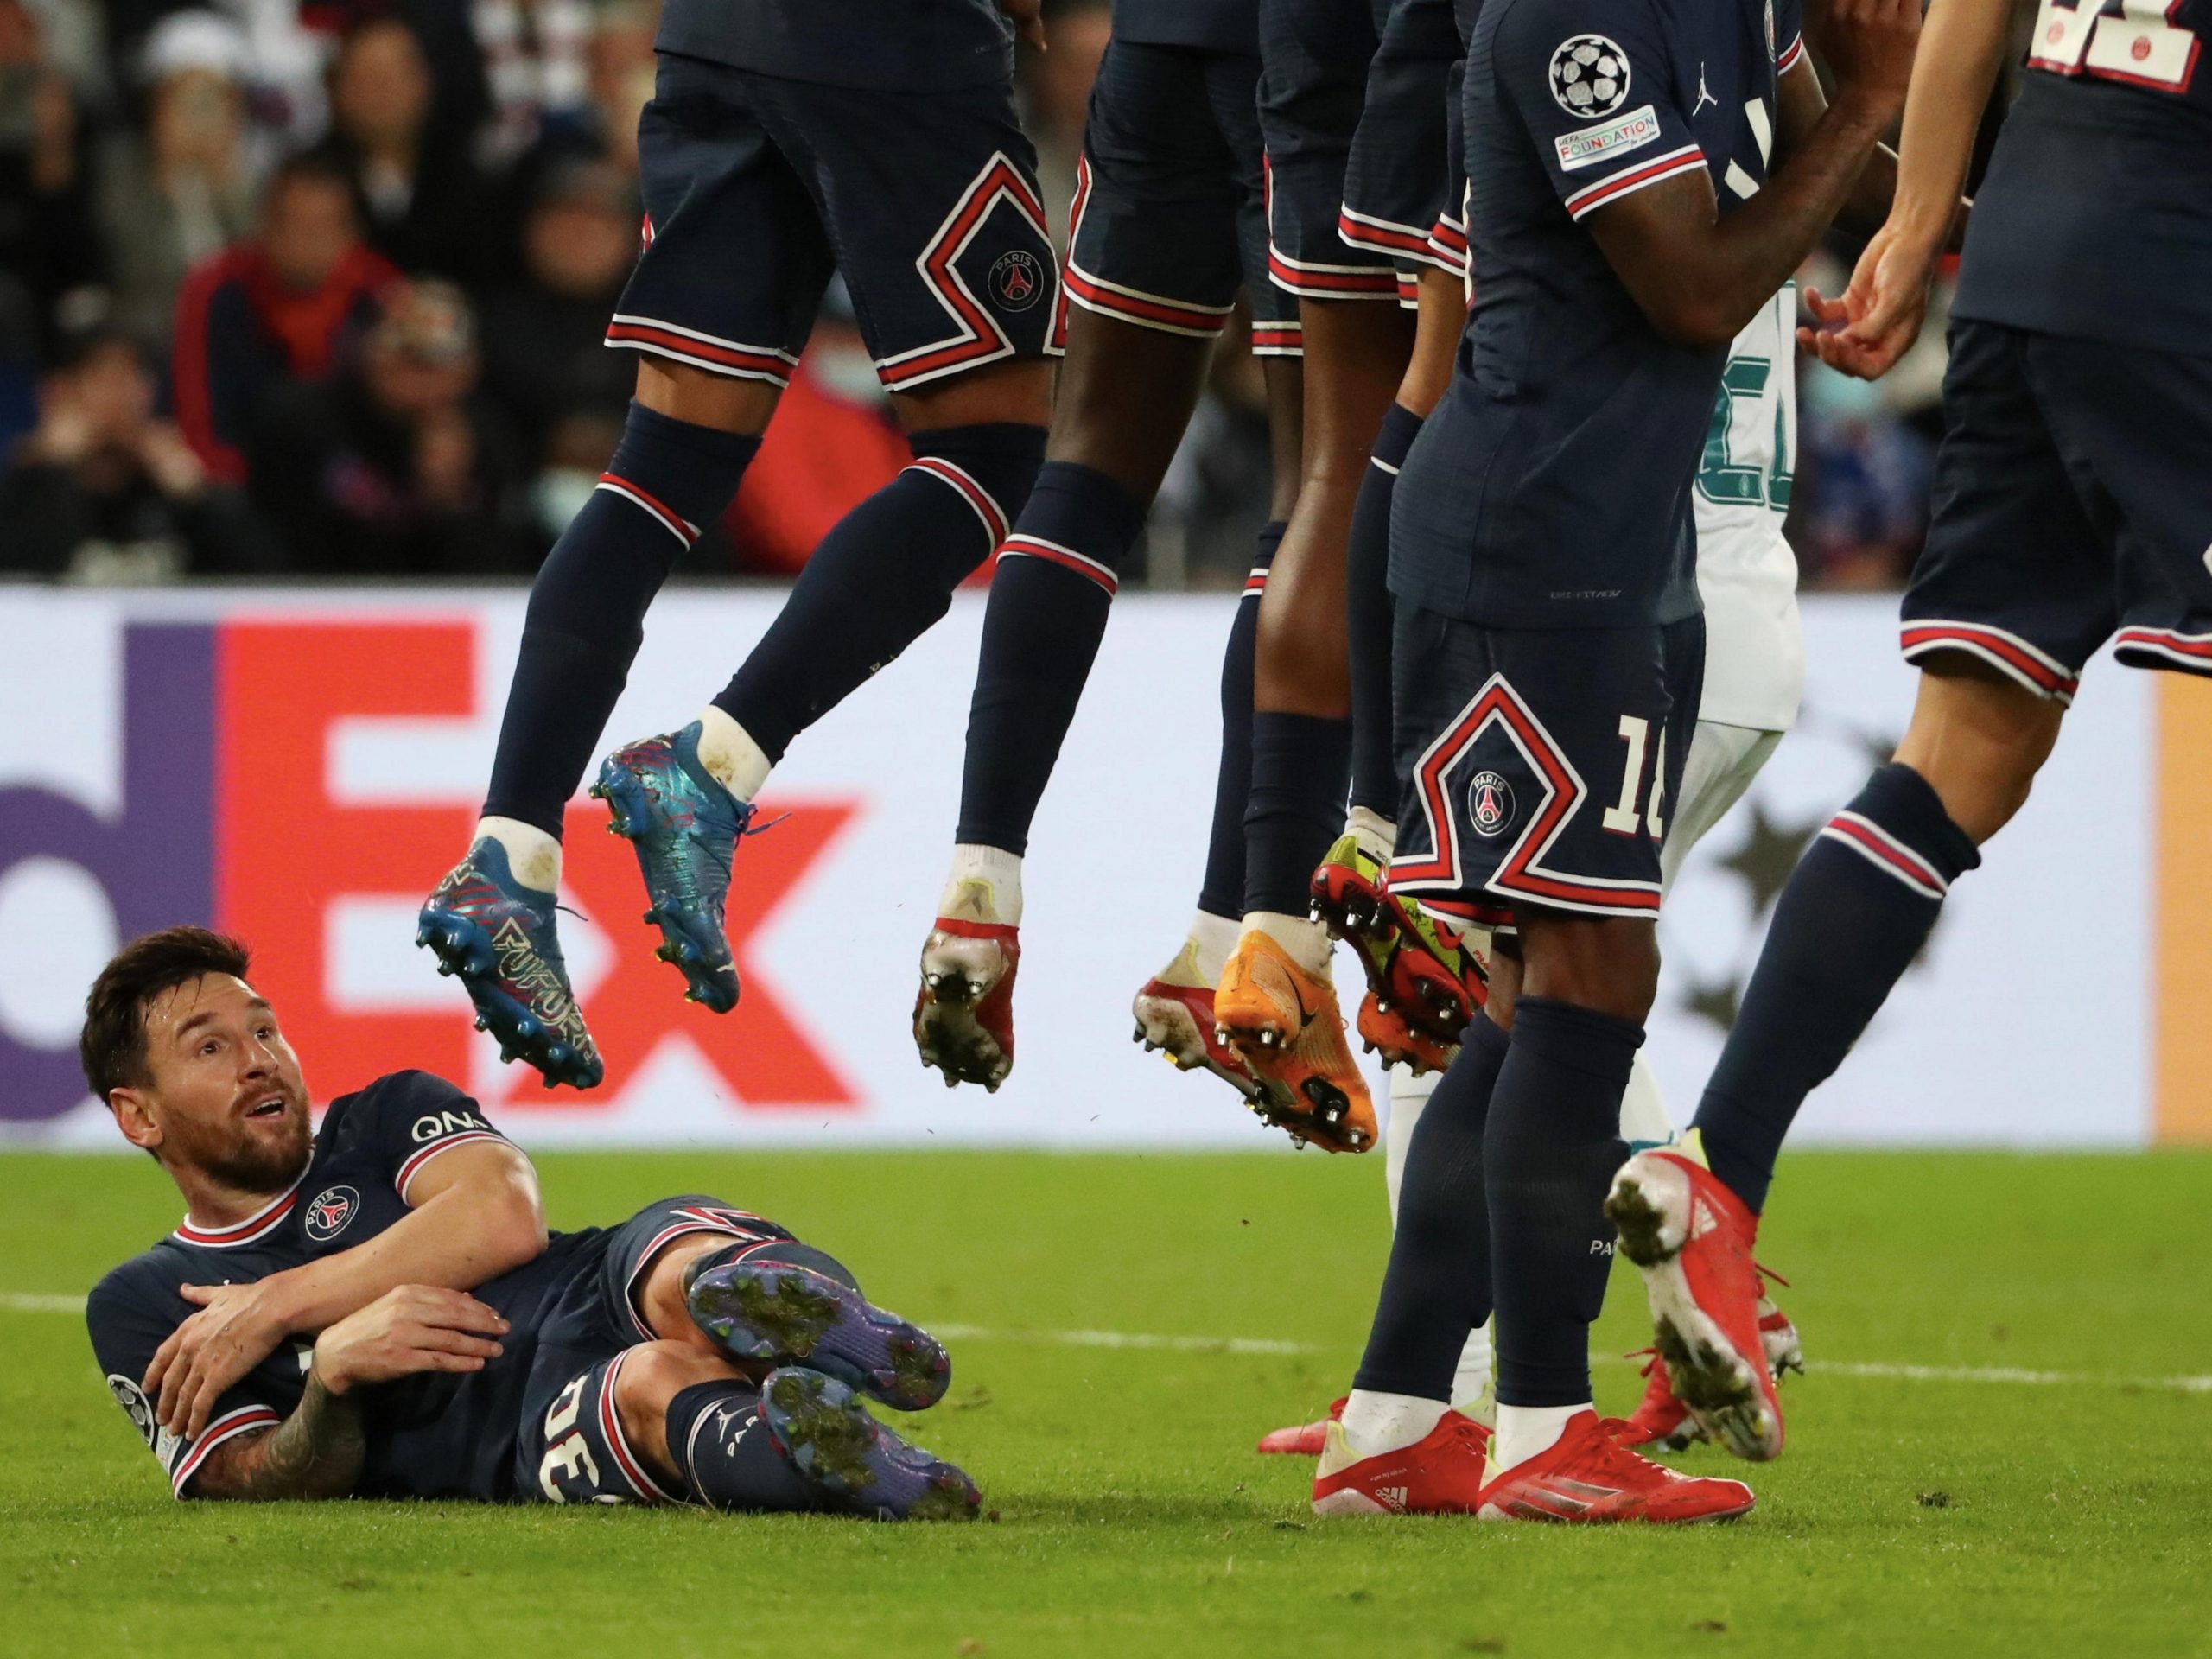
[[1549, 35, 1632, 118]]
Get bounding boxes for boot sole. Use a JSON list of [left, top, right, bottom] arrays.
[[760, 1369, 980, 1522], [689, 1261, 951, 1412], [414, 911, 601, 1090], [590, 761, 741, 1014]]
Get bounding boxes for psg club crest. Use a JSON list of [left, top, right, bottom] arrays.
[[1549, 35, 1631, 118], [1469, 771, 1516, 838], [305, 1185, 359, 1243], [988, 249, 1046, 313]]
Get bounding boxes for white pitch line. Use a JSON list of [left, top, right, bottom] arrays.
[[8, 1294, 2209, 1394]]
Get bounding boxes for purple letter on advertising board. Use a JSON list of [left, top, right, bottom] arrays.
[[0, 626, 215, 1122]]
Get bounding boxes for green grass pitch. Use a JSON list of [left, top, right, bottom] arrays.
[[5, 1147, 2209, 1658]]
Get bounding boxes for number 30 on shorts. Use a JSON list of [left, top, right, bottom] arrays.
[[1601, 715, 1669, 841], [538, 1374, 602, 1501]]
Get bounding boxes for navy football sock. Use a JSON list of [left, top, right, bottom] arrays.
[[483, 404, 759, 836], [1196, 521, 1285, 920], [1486, 997, 1638, 1408], [1242, 712, 1351, 917], [664, 1381, 830, 1513], [1351, 1014, 1509, 1399], [713, 423, 1046, 763], [1694, 762, 1980, 1213], [1348, 404, 1421, 820], [954, 461, 1149, 853]]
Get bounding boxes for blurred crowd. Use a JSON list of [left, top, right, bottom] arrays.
[[0, 0, 1995, 590]]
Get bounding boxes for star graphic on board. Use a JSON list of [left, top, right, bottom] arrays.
[[1682, 971, 1742, 1032], [1718, 798, 1821, 922]]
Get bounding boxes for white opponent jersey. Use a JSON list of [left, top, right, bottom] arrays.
[[1691, 281, 1802, 734]]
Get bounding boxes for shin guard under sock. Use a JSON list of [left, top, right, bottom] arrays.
[[1352, 1014, 1510, 1400], [1694, 762, 1980, 1212], [1195, 521, 1284, 920], [1242, 712, 1352, 918], [1348, 404, 1421, 820], [955, 461, 1149, 853], [712, 423, 1046, 763], [484, 404, 759, 836], [1485, 997, 1639, 1408]]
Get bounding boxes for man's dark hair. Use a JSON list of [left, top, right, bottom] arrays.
[[80, 927, 253, 1101]]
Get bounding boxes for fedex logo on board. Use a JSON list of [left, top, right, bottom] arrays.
[[0, 621, 859, 1124]]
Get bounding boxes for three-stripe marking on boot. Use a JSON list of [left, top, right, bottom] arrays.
[[1818, 810, 1948, 899], [595, 473, 700, 549], [996, 534, 1118, 595]]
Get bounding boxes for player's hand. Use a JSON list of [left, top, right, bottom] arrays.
[[997, 0, 1046, 51], [1820, 0, 1920, 121], [311, 1287, 509, 1397], [145, 1279, 297, 1441], [1796, 215, 1940, 379]]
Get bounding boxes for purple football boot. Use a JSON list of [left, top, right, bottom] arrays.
[[760, 1368, 980, 1522], [685, 1254, 952, 1412], [416, 838, 603, 1089], [591, 721, 754, 1013]]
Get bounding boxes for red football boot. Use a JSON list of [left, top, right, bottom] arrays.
[[1257, 1396, 1344, 1456], [1605, 1147, 1785, 1461], [914, 918, 1020, 1091], [1476, 1410, 1754, 1523], [1355, 988, 1455, 1075], [1132, 938, 1261, 1101], [1311, 1410, 1491, 1516], [1619, 1283, 1805, 1451]]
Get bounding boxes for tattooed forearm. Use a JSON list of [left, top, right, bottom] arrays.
[[187, 1374, 365, 1500]]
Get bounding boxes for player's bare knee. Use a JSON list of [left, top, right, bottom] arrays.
[[893, 359, 1054, 434], [613, 1341, 743, 1459], [633, 356, 779, 436]]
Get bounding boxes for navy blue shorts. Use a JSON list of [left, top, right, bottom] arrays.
[[1388, 606, 1703, 929], [1340, 0, 1465, 298], [512, 1194, 795, 1505], [1066, 40, 1299, 355], [1259, 0, 1396, 301], [1903, 319, 2212, 698], [612, 54, 1061, 394]]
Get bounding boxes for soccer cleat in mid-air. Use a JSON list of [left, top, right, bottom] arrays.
[[1476, 1410, 1755, 1523], [591, 722, 754, 1014], [1355, 988, 1455, 1076], [416, 839, 602, 1089], [1619, 1289, 1804, 1452], [1132, 937, 1261, 1101], [1256, 1395, 1345, 1457], [1311, 1410, 1491, 1516], [1310, 834, 1486, 1058], [686, 1255, 951, 1412], [759, 1367, 981, 1522], [1605, 1146, 1786, 1462], [1213, 930, 1376, 1154], [914, 918, 1020, 1090]]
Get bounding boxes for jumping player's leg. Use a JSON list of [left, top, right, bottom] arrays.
[[417, 53, 825, 1086], [588, 67, 1057, 1023], [915, 39, 1261, 1088]]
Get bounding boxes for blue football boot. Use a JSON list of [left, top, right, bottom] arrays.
[[760, 1367, 981, 1522], [416, 839, 603, 1090], [590, 723, 752, 1014], [685, 1255, 952, 1412]]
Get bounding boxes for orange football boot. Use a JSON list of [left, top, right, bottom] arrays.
[[1213, 929, 1376, 1153]]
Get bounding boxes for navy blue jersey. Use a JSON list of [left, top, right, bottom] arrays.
[[1115, 0, 1260, 52], [1393, 0, 1800, 629], [657, 0, 1014, 91], [1953, 0, 2212, 357], [85, 1071, 581, 1501]]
